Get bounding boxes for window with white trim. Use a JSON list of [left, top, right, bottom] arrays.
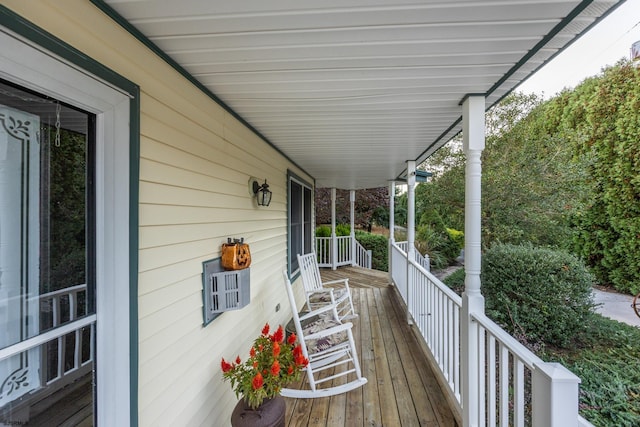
[[288, 172, 312, 276]]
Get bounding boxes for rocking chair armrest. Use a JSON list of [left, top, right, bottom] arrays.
[[303, 322, 353, 341], [299, 303, 340, 321], [321, 278, 349, 287], [307, 288, 335, 297], [306, 288, 337, 304]]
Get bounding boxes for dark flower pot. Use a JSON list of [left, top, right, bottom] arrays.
[[230, 396, 286, 427]]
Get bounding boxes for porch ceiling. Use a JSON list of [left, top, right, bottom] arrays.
[[102, 0, 623, 189]]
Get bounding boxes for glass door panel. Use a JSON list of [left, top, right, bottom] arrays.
[[0, 80, 95, 426]]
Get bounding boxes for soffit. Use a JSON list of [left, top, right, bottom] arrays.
[[102, 0, 622, 189]]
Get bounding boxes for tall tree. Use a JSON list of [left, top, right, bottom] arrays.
[[568, 61, 640, 294]]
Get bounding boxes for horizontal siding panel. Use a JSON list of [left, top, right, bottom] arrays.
[[140, 140, 247, 190], [139, 217, 285, 249], [138, 260, 200, 296], [139, 158, 248, 200], [141, 98, 284, 183], [138, 312, 209, 410], [140, 91, 226, 144], [139, 311, 259, 419], [138, 275, 201, 319], [138, 179, 249, 210], [138, 285, 200, 341], [138, 239, 215, 272], [139, 204, 281, 227]]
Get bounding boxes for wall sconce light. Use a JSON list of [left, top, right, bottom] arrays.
[[249, 177, 272, 206]]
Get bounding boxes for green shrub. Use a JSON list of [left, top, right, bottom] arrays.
[[315, 225, 331, 237], [446, 228, 464, 250], [315, 224, 351, 237], [443, 268, 465, 295], [355, 231, 388, 272], [335, 223, 351, 236], [415, 224, 459, 270], [482, 243, 595, 348]]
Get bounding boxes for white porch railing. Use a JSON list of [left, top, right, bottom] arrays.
[[395, 241, 430, 271], [353, 239, 372, 269], [38, 284, 95, 385], [315, 235, 372, 269], [0, 285, 95, 403], [391, 242, 593, 427]]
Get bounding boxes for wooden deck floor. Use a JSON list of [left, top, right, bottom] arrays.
[[284, 266, 459, 427]]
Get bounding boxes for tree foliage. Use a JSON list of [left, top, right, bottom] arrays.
[[567, 62, 640, 294], [419, 91, 580, 248], [416, 61, 640, 293], [314, 187, 389, 231]]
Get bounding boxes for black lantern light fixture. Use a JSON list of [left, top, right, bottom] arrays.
[[251, 178, 272, 206]]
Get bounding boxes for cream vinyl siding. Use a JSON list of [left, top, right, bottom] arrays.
[[2, 1, 312, 426]]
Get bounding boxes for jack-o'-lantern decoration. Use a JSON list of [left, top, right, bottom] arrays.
[[221, 237, 251, 270]]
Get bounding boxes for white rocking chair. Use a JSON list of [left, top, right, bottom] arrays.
[[297, 252, 357, 321], [280, 270, 367, 399]]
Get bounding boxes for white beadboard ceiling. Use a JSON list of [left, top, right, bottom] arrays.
[[102, 0, 623, 189]]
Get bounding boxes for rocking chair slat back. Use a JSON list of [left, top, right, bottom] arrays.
[[296, 253, 357, 321], [298, 253, 324, 292]]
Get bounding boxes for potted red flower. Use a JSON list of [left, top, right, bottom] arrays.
[[221, 323, 308, 427]]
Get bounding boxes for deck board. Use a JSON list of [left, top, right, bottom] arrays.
[[284, 266, 459, 427]]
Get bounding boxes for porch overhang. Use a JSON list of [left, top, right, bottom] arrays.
[[97, 0, 625, 189]]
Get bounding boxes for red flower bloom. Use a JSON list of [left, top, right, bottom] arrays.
[[220, 358, 233, 373], [220, 322, 306, 410], [252, 372, 264, 390], [293, 345, 308, 367], [272, 325, 284, 343], [287, 333, 297, 345], [271, 360, 280, 376]]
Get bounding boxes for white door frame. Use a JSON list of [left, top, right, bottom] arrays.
[[0, 29, 132, 426]]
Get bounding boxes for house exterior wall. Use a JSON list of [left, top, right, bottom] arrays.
[[2, 1, 311, 425]]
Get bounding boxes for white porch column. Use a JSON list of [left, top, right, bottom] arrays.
[[331, 188, 337, 270], [406, 161, 416, 324], [388, 181, 395, 282], [350, 190, 356, 266], [461, 95, 486, 427]]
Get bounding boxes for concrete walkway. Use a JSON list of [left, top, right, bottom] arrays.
[[592, 288, 640, 327]]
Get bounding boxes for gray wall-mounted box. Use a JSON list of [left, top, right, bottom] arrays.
[[202, 258, 250, 326]]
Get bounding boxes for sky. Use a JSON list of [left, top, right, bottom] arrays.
[[517, 0, 640, 97]]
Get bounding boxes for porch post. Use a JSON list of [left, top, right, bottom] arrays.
[[461, 95, 486, 427], [388, 181, 395, 283], [350, 190, 356, 266], [406, 160, 416, 325], [331, 188, 337, 270], [532, 362, 581, 427]]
